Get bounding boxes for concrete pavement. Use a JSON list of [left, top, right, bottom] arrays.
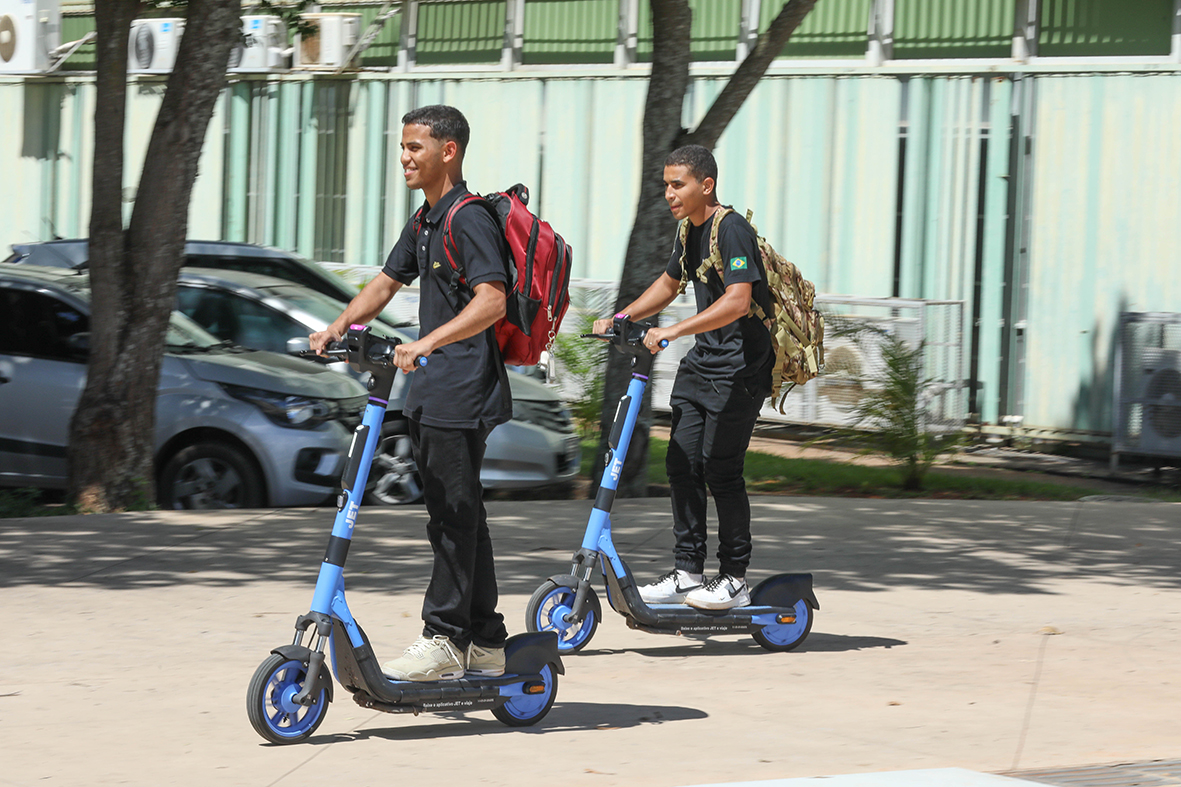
[[1, 495, 1179, 786]]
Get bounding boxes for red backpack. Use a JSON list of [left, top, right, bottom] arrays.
[[434, 184, 573, 367]]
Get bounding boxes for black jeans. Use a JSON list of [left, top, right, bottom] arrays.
[[666, 371, 766, 578], [410, 420, 507, 651]]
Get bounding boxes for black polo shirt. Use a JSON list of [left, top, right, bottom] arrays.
[[382, 181, 512, 430], [665, 209, 773, 384]]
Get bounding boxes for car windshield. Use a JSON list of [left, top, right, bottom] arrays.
[[166, 310, 225, 350], [266, 285, 410, 341]]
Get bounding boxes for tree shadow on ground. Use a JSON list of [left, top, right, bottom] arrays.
[[1, 497, 1178, 596]]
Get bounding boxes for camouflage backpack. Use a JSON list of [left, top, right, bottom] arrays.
[[676, 207, 825, 412]]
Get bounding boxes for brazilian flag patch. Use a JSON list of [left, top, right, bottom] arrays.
[[730, 256, 748, 271]]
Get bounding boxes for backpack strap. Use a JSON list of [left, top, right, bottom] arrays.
[[675, 218, 692, 295], [440, 194, 492, 293], [696, 206, 735, 284]]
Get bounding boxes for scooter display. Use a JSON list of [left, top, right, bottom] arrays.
[[247, 325, 563, 745], [525, 316, 819, 654]]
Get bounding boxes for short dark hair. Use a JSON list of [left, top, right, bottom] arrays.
[[401, 105, 471, 154], [665, 145, 718, 185]]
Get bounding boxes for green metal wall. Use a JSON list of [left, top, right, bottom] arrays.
[[522, 0, 617, 64], [417, 0, 506, 64], [761, 0, 873, 58], [893, 0, 1016, 59], [4, 67, 1181, 436], [1038, 0, 1175, 56], [1024, 73, 1181, 433]]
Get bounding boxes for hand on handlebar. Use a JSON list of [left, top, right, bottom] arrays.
[[393, 338, 432, 373], [591, 317, 614, 337], [309, 328, 342, 357], [642, 326, 673, 354]]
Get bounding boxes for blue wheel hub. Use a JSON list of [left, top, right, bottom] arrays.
[[263, 660, 326, 738], [536, 587, 595, 649], [758, 600, 810, 646]]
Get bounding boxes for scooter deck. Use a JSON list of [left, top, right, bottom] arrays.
[[330, 620, 560, 709]]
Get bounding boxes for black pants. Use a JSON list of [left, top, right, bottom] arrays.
[[666, 371, 765, 578], [410, 419, 507, 651]]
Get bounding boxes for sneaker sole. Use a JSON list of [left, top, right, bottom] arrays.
[[382, 668, 466, 682], [685, 593, 751, 611], [465, 668, 506, 677], [640, 587, 702, 605]]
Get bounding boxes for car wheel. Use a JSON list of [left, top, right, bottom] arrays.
[[364, 420, 424, 506], [159, 442, 266, 509]]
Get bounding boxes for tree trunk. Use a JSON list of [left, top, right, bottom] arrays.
[[70, 0, 241, 512], [593, 0, 818, 496], [593, 0, 692, 496]]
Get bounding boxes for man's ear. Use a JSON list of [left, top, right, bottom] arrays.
[[702, 176, 716, 196], [442, 140, 460, 163]]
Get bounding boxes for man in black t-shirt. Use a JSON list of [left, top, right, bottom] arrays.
[[593, 145, 772, 611], [310, 105, 511, 681]]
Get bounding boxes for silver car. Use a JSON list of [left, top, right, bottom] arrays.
[[174, 268, 582, 505], [0, 266, 368, 508]]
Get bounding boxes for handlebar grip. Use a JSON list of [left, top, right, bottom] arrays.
[[659, 339, 669, 348], [416, 356, 428, 367]]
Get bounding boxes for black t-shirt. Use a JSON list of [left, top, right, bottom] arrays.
[[382, 181, 512, 430], [665, 209, 773, 383]]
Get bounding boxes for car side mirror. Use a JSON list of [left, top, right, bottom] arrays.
[[66, 332, 90, 357], [286, 336, 311, 355]]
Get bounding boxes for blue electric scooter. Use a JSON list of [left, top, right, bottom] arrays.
[[247, 325, 563, 745], [525, 316, 819, 654]]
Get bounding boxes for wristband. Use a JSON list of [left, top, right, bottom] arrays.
[[614, 312, 629, 320]]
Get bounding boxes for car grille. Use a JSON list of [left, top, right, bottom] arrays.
[[512, 399, 574, 434], [334, 393, 370, 431]]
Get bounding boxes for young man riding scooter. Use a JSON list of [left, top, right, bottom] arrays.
[[593, 144, 773, 611], [310, 105, 512, 681]]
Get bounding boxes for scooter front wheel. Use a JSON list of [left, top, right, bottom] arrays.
[[526, 577, 601, 653], [246, 653, 331, 744], [492, 664, 559, 727], [751, 599, 814, 653]]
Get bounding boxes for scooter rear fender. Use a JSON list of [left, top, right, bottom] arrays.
[[750, 573, 820, 610], [505, 631, 565, 676]]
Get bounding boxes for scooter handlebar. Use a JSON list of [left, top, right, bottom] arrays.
[[300, 335, 426, 368], [580, 319, 668, 350]]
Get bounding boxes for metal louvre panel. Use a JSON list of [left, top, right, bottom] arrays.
[[893, 0, 1016, 59], [759, 0, 872, 58], [416, 0, 505, 64], [521, 0, 617, 65]]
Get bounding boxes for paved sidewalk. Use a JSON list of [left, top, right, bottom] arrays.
[[2, 496, 1179, 786]]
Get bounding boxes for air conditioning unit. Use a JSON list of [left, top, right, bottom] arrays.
[[293, 13, 360, 70], [229, 15, 286, 72], [0, 0, 60, 74], [1112, 312, 1181, 469], [128, 17, 185, 74], [1137, 349, 1181, 454]]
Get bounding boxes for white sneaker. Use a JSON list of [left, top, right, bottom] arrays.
[[465, 642, 506, 677], [381, 635, 465, 682], [639, 569, 704, 604], [685, 574, 751, 610]]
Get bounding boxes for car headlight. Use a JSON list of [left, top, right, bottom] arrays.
[[222, 384, 333, 429]]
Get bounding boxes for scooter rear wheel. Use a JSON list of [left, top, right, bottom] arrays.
[[247, 653, 331, 744], [492, 664, 559, 727], [751, 599, 814, 653], [526, 578, 600, 653]]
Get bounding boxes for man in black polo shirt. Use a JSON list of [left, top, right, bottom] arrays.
[[593, 144, 772, 611], [310, 105, 512, 681]]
